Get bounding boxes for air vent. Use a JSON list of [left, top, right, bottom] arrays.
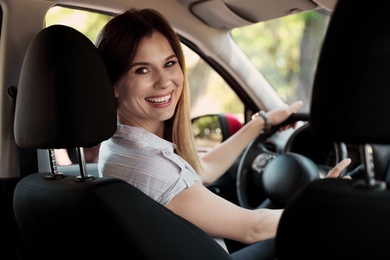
[[263, 141, 277, 153]]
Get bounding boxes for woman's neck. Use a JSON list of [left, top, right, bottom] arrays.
[[118, 116, 164, 138]]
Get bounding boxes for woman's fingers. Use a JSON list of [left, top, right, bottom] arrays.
[[267, 101, 304, 125], [289, 100, 303, 113], [326, 158, 352, 178]]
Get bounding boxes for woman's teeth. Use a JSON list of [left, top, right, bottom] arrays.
[[145, 93, 171, 104]]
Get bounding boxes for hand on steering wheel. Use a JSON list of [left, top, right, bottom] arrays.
[[237, 112, 350, 210], [326, 157, 351, 179], [263, 101, 303, 130]]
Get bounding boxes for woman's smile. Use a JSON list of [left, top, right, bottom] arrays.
[[113, 31, 184, 134], [145, 90, 173, 105]]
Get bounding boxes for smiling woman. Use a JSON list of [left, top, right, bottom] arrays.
[[46, 6, 243, 117], [92, 7, 351, 260], [110, 31, 184, 134], [46, 5, 245, 161]]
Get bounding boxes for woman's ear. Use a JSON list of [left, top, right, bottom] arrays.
[[113, 85, 119, 98]]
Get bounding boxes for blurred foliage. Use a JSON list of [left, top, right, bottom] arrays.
[[185, 54, 244, 117], [192, 115, 223, 153], [192, 115, 222, 140], [232, 11, 329, 107], [45, 6, 111, 43]]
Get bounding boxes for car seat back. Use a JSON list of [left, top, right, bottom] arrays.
[[13, 25, 231, 259], [276, 0, 390, 258]]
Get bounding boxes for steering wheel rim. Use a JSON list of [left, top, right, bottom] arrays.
[[236, 113, 348, 209]]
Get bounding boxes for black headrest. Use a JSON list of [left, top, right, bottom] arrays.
[[310, 0, 390, 144], [14, 25, 117, 149]]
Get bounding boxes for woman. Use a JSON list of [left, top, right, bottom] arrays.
[[96, 8, 351, 259]]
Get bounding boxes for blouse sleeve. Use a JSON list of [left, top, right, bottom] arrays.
[[99, 140, 201, 206]]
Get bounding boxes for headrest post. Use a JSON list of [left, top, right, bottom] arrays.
[[45, 149, 65, 180], [75, 147, 94, 182], [354, 144, 386, 190]]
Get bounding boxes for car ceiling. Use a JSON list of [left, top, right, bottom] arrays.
[[51, 0, 337, 29], [188, 0, 337, 29]]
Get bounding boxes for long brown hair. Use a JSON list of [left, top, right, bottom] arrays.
[[96, 8, 203, 176]]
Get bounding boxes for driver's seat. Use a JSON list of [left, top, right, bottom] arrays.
[[276, 0, 390, 258], [13, 25, 232, 259]]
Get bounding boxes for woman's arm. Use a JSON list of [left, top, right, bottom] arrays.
[[167, 182, 282, 244], [200, 101, 303, 185], [167, 158, 350, 244]]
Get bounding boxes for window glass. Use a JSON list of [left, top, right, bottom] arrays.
[[46, 6, 244, 161], [231, 10, 330, 111], [183, 44, 244, 153], [183, 44, 244, 119], [45, 6, 111, 43]]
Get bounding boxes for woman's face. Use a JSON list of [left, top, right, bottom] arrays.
[[114, 31, 184, 133]]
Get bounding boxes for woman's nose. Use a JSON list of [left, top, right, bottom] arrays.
[[153, 70, 170, 89]]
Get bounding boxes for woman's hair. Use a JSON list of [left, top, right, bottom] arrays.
[[96, 8, 203, 176]]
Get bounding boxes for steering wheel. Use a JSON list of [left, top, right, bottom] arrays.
[[236, 113, 348, 210]]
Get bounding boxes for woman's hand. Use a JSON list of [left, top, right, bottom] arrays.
[[326, 158, 352, 179], [260, 100, 304, 131], [256, 101, 352, 179]]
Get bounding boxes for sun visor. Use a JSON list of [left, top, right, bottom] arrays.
[[189, 0, 318, 29], [191, 0, 253, 29], [312, 0, 338, 11]]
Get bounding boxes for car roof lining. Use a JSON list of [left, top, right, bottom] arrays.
[[44, 0, 336, 29], [186, 0, 335, 29]]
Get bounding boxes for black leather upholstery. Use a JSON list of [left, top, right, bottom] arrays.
[[310, 0, 390, 144], [276, 0, 390, 258], [14, 173, 230, 259], [13, 25, 232, 259], [14, 25, 117, 149], [277, 178, 390, 259]]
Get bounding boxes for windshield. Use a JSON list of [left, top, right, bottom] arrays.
[[231, 10, 331, 112]]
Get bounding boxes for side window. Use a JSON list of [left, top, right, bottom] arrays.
[[45, 6, 244, 161], [183, 45, 244, 153], [45, 6, 111, 43]]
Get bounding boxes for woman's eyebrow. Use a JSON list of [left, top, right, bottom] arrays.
[[165, 54, 176, 61], [129, 61, 149, 69], [130, 54, 177, 69]]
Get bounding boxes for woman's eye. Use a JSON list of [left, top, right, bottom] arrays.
[[135, 67, 148, 74], [165, 61, 177, 68]]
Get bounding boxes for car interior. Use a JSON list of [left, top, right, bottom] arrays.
[[12, 24, 232, 260], [2, 0, 390, 259]]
